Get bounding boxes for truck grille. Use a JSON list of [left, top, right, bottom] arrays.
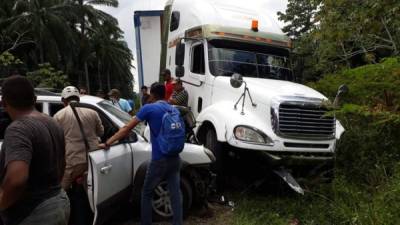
[[277, 102, 335, 139]]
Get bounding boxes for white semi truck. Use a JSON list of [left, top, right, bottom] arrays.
[[134, 0, 345, 191]]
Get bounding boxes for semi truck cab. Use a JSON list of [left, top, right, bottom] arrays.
[[134, 0, 344, 181]]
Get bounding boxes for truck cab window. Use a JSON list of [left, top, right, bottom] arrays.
[[191, 44, 205, 75], [208, 39, 293, 81]]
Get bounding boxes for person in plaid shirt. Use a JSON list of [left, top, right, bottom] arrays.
[[168, 79, 188, 107]]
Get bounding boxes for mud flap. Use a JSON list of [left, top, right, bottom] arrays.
[[274, 168, 304, 195]]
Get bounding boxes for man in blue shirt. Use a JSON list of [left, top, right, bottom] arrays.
[[100, 83, 182, 225], [108, 89, 132, 113]]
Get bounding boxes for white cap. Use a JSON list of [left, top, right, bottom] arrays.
[[61, 86, 80, 99]]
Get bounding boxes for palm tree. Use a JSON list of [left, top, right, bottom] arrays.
[[0, 0, 134, 95], [91, 22, 133, 93], [1, 0, 80, 73], [72, 0, 118, 94]]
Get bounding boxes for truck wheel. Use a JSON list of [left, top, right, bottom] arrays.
[[152, 176, 193, 221], [205, 128, 225, 192]]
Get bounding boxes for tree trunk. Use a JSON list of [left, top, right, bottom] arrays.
[[39, 42, 44, 63], [84, 61, 90, 94], [107, 69, 111, 91], [97, 60, 102, 90]]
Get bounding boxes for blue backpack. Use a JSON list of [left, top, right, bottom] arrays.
[[158, 103, 186, 156]]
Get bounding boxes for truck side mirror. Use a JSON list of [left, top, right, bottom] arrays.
[[170, 11, 180, 32], [175, 40, 185, 66], [337, 84, 349, 95], [333, 84, 349, 107], [176, 65, 185, 78], [230, 73, 243, 88]]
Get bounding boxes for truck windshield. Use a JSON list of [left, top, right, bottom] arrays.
[[208, 39, 293, 81]]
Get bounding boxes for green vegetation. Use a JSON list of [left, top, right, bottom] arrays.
[[232, 58, 400, 225], [27, 63, 70, 90], [278, 0, 400, 82], [0, 0, 133, 96], [233, 176, 400, 225]]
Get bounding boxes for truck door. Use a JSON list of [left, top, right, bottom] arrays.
[[187, 41, 212, 117]]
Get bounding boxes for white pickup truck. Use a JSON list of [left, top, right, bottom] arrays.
[[0, 92, 214, 225]]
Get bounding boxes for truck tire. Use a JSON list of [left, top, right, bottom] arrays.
[[153, 175, 193, 221], [205, 128, 225, 192]]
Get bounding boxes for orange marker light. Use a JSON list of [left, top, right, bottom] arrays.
[[251, 20, 259, 32]]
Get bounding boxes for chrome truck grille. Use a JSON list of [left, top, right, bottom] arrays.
[[274, 102, 335, 139]]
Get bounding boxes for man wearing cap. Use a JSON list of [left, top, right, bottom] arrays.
[[54, 86, 103, 225], [108, 89, 132, 113]]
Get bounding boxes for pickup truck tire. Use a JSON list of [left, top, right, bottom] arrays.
[[205, 128, 225, 192], [153, 175, 193, 221]]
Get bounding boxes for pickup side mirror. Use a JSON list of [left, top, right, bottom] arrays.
[[120, 132, 138, 143]]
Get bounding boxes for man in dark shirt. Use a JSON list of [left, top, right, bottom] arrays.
[[0, 76, 69, 225]]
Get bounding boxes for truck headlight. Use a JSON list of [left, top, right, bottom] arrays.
[[234, 126, 273, 145]]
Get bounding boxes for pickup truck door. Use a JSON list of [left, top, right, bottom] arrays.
[[87, 141, 134, 225], [70, 103, 134, 225]]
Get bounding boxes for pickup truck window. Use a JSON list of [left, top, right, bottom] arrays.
[[97, 100, 132, 124], [208, 40, 293, 81], [49, 103, 64, 116], [35, 103, 43, 112], [0, 105, 11, 140]]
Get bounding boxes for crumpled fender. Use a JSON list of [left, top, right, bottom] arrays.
[[336, 120, 345, 140]]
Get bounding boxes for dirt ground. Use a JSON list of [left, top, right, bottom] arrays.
[[117, 203, 234, 225]]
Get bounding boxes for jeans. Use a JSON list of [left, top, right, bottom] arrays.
[[19, 190, 70, 225], [67, 183, 93, 225], [141, 157, 182, 225]]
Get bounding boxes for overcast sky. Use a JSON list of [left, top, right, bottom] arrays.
[[99, 0, 288, 90]]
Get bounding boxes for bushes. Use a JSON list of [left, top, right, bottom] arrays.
[[310, 58, 400, 186], [232, 58, 400, 225], [26, 63, 69, 91]]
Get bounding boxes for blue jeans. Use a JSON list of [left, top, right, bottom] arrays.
[[141, 157, 182, 225], [19, 190, 70, 225]]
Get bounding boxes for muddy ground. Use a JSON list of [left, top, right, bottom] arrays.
[[113, 202, 234, 225]]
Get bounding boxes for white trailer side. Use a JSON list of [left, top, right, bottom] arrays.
[[134, 11, 163, 89]]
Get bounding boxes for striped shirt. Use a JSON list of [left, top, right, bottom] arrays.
[[171, 89, 188, 107]]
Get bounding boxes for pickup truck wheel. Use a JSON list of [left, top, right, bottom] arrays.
[[152, 176, 193, 220]]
